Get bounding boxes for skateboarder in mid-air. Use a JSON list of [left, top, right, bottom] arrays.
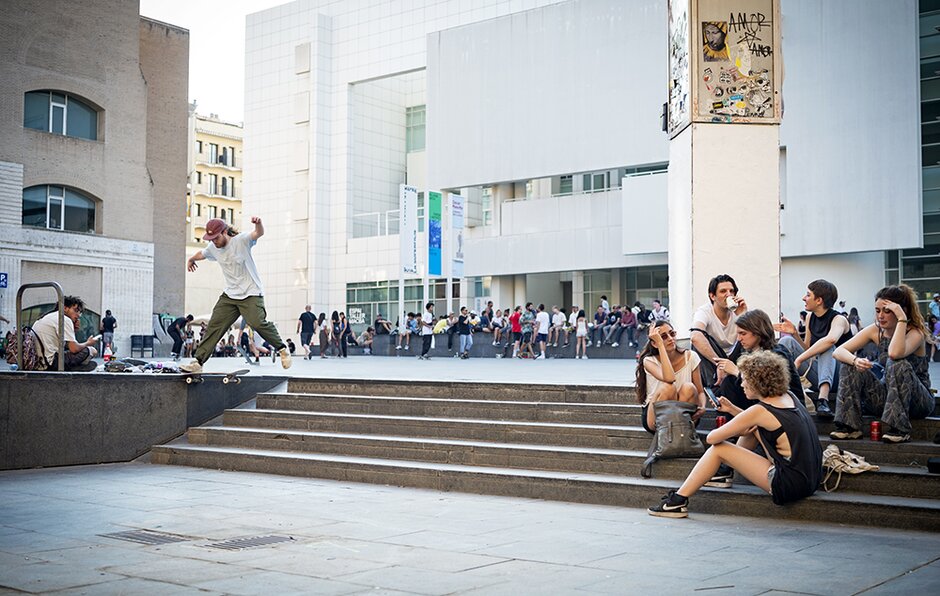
[[180, 216, 291, 373]]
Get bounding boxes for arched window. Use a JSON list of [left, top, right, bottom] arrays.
[[22, 185, 96, 234], [23, 91, 98, 141]]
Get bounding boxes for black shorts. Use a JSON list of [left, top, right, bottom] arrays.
[[300, 332, 313, 345], [536, 333, 547, 343], [512, 331, 522, 342], [522, 331, 532, 344]]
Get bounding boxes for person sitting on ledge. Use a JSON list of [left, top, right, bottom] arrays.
[[648, 351, 823, 518], [830, 284, 933, 444], [32, 295, 99, 372]]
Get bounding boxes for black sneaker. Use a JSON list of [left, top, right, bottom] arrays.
[[648, 490, 689, 518], [77, 360, 98, 372], [815, 400, 834, 420], [882, 428, 911, 444], [704, 465, 734, 488]]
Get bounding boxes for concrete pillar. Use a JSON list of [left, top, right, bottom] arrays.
[[572, 271, 585, 312], [666, 0, 782, 336], [513, 275, 527, 307]]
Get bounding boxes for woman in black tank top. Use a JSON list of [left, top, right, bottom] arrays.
[[648, 351, 823, 518]]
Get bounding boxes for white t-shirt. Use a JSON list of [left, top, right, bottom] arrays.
[[492, 315, 504, 328], [202, 232, 264, 299], [692, 303, 739, 352], [644, 351, 702, 404], [552, 312, 565, 327], [33, 310, 77, 366], [421, 311, 434, 335], [535, 311, 550, 335], [568, 311, 578, 326]]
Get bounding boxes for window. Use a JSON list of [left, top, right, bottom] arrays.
[[22, 185, 95, 233], [196, 171, 202, 184], [220, 209, 227, 222], [208, 205, 217, 218], [221, 177, 228, 197], [195, 140, 203, 154], [229, 146, 236, 167], [559, 175, 573, 195], [195, 203, 201, 217], [207, 174, 218, 195], [228, 176, 235, 197], [23, 91, 98, 140], [208, 143, 218, 163], [583, 172, 610, 193], [220, 146, 229, 166], [228, 208, 234, 222], [406, 105, 426, 152], [481, 186, 493, 226]]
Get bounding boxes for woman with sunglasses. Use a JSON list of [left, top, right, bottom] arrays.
[[635, 320, 707, 432]]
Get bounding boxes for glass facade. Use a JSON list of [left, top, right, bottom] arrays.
[[406, 105, 426, 152], [345, 279, 458, 333], [22, 185, 96, 234]]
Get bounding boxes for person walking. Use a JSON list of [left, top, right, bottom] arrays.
[[100, 309, 117, 354], [168, 314, 193, 361], [419, 301, 435, 360], [297, 305, 316, 359], [181, 217, 291, 373]]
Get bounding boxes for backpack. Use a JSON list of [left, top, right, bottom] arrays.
[[641, 400, 705, 478], [4, 326, 49, 371]]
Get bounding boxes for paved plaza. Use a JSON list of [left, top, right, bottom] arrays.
[[2, 355, 940, 594], [1, 461, 938, 595]]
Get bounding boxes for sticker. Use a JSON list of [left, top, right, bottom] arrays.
[[735, 101, 746, 109], [712, 101, 724, 109], [713, 87, 724, 97], [730, 94, 743, 101]]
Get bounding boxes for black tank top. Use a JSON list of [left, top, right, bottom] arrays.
[[758, 396, 823, 505], [809, 309, 853, 347]]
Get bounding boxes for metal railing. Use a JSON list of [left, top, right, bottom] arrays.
[[16, 282, 64, 371]]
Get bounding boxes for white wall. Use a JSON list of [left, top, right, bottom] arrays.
[[781, 252, 886, 325], [779, 0, 921, 257], [427, 0, 669, 190], [622, 173, 669, 255]]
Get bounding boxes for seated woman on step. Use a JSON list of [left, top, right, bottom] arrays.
[[830, 284, 933, 444], [648, 351, 823, 518], [636, 321, 707, 433]]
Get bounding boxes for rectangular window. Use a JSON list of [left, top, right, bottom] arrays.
[[482, 187, 493, 226], [208, 174, 218, 195], [22, 186, 46, 227], [24, 92, 48, 131], [229, 146, 236, 167], [209, 143, 218, 163], [406, 105, 426, 152], [220, 209, 227, 221], [208, 205, 217, 218], [559, 176, 573, 195], [229, 208, 234, 222], [221, 146, 228, 166], [196, 140, 203, 154], [221, 177, 228, 196], [229, 177, 235, 197], [196, 171, 202, 184], [195, 203, 201, 217], [47, 186, 65, 230]]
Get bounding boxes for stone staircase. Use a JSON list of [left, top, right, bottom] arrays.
[[151, 379, 940, 531]]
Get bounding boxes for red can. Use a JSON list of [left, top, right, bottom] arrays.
[[870, 421, 881, 442], [715, 416, 727, 428]]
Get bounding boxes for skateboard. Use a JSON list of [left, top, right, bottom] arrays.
[[183, 369, 250, 385]]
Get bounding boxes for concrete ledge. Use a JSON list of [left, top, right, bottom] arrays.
[[0, 371, 284, 470]]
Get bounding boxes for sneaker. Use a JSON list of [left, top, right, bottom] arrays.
[[553, 342, 558, 347], [648, 490, 689, 518], [279, 348, 292, 369], [179, 360, 203, 374], [882, 430, 911, 444], [815, 400, 834, 420], [829, 426, 862, 440], [170, 352, 178, 360], [704, 469, 733, 488], [611, 342, 619, 348], [364, 348, 371, 355], [255, 356, 260, 363], [536, 354, 546, 360], [563, 342, 569, 347], [492, 341, 497, 346], [582, 354, 588, 360], [595, 341, 601, 347], [396, 345, 402, 350], [404, 345, 409, 350]]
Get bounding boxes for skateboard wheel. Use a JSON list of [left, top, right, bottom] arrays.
[[222, 377, 230, 384], [186, 377, 194, 384]]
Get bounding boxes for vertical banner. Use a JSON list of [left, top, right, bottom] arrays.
[[428, 191, 442, 276], [399, 184, 418, 275], [451, 193, 464, 279]]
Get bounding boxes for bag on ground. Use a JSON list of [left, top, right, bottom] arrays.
[[4, 326, 48, 371], [641, 400, 705, 478], [821, 444, 879, 492]]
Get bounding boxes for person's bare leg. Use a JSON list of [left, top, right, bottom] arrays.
[[678, 443, 772, 498], [646, 384, 680, 430]]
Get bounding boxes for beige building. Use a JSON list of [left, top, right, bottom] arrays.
[[184, 110, 244, 319], [0, 0, 188, 356]]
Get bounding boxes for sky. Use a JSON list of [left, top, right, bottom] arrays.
[[139, 0, 289, 123]]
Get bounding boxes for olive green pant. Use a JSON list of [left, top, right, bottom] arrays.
[[194, 294, 284, 365]]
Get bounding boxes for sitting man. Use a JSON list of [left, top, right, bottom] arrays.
[[548, 305, 566, 348], [374, 313, 393, 335], [774, 279, 852, 419], [33, 295, 99, 371], [690, 274, 746, 389], [589, 305, 607, 347], [602, 305, 623, 346]]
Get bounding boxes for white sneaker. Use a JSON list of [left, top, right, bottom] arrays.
[[582, 354, 588, 360], [596, 341, 601, 347], [611, 342, 619, 348], [536, 354, 546, 360], [404, 345, 409, 350], [492, 341, 497, 346], [279, 348, 292, 369], [179, 360, 203, 373], [396, 345, 402, 350]]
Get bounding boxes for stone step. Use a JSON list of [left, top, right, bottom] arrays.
[[187, 426, 937, 500], [285, 379, 636, 404], [224, 408, 940, 466], [224, 408, 648, 450], [150, 444, 940, 533], [256, 393, 644, 425], [811, 417, 940, 443]]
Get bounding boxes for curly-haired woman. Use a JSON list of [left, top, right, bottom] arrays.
[[648, 351, 822, 518]]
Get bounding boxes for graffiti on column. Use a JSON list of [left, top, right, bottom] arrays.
[[667, 0, 691, 136]]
